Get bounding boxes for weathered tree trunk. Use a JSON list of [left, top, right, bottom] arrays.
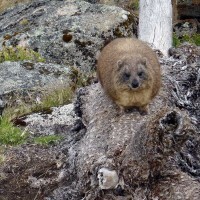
[[138, 0, 172, 56]]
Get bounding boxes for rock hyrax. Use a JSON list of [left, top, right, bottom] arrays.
[[97, 38, 161, 113]]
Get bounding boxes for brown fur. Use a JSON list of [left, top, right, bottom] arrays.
[[97, 38, 161, 113]]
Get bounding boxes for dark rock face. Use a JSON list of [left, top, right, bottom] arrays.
[[177, 0, 200, 19], [0, 0, 136, 72]]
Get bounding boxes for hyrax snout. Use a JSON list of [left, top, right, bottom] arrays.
[[97, 38, 161, 114]]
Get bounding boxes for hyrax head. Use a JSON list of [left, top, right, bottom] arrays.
[[115, 56, 149, 91]]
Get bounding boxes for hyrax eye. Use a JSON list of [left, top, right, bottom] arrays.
[[138, 71, 144, 77], [123, 72, 130, 79]]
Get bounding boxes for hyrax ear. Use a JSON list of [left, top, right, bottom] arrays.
[[117, 60, 123, 70], [141, 57, 147, 67]]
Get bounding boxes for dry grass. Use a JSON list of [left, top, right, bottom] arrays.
[[0, 0, 32, 13]]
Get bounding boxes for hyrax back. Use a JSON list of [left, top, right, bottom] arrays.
[[97, 38, 161, 113]]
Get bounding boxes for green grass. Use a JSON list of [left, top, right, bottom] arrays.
[[191, 33, 200, 46], [173, 33, 181, 48], [34, 135, 62, 145], [0, 117, 27, 145], [0, 46, 45, 63], [40, 85, 73, 109], [69, 66, 95, 90], [3, 84, 73, 121], [173, 33, 200, 47], [1, 85, 73, 146], [0, 154, 5, 164], [0, 65, 94, 147], [130, 0, 139, 10], [0, 147, 5, 164]]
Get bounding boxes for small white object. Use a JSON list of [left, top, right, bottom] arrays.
[[122, 14, 128, 20], [181, 65, 187, 70], [97, 168, 119, 189]]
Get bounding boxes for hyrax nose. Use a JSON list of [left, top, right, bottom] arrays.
[[131, 79, 139, 88]]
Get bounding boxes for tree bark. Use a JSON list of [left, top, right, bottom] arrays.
[[138, 0, 172, 56]]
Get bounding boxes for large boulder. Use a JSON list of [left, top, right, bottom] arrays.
[[0, 0, 136, 71], [0, 0, 136, 106]]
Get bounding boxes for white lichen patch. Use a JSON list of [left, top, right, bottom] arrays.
[[57, 4, 78, 16]]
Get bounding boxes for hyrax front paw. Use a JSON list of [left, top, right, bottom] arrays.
[[138, 105, 148, 115]]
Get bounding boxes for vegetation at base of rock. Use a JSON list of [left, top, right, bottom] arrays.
[[173, 33, 181, 48], [0, 46, 45, 63], [173, 33, 200, 47], [34, 85, 74, 112], [0, 154, 5, 164], [0, 85, 73, 147], [0, 67, 94, 147], [0, 117, 27, 145], [0, 63, 96, 146], [191, 33, 200, 46], [129, 0, 139, 9], [0, 147, 5, 164], [3, 85, 74, 121], [69, 66, 96, 91], [34, 135, 62, 145]]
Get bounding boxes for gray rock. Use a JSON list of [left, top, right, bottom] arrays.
[[173, 19, 199, 38], [0, 61, 70, 104], [24, 103, 80, 136], [0, 0, 135, 72]]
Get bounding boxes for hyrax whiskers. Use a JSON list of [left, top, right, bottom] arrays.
[[97, 38, 161, 114]]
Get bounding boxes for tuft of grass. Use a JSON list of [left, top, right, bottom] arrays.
[[3, 85, 74, 121], [34, 135, 62, 145], [0, 117, 27, 146], [129, 0, 139, 10], [192, 33, 200, 46], [0, 85, 73, 147], [173, 33, 200, 47], [0, 65, 94, 147], [0, 154, 5, 164], [0, 147, 5, 164], [0, 46, 45, 63], [173, 33, 181, 48], [69, 66, 95, 91], [39, 85, 73, 110]]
